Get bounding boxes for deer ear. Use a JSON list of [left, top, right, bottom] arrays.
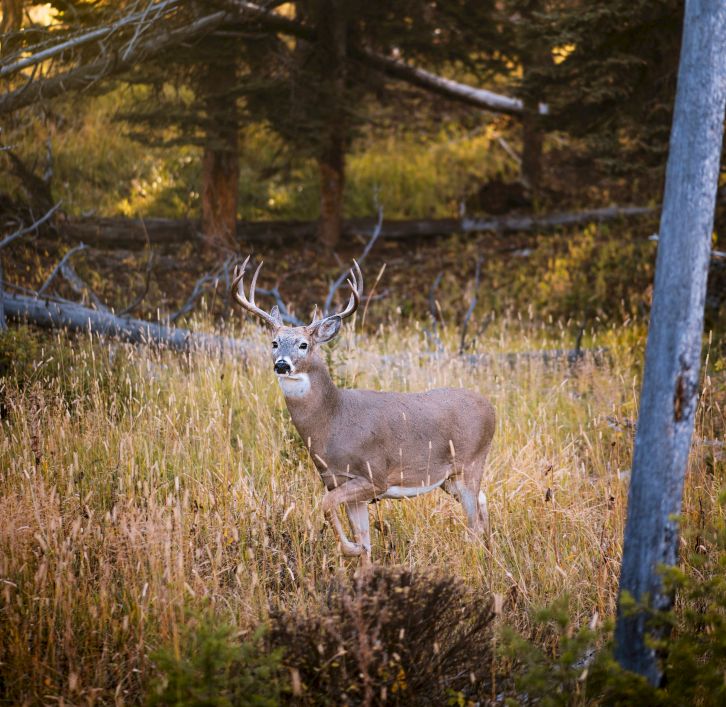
[[269, 306, 282, 327], [310, 315, 341, 343]]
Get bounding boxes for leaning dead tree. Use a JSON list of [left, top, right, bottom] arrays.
[[614, 0, 726, 685]]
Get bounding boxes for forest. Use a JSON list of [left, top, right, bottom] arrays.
[[0, 1, 725, 704]]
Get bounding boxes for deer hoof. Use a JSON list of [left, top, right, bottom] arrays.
[[340, 542, 364, 557]]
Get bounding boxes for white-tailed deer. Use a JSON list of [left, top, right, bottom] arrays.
[[232, 256, 495, 562]]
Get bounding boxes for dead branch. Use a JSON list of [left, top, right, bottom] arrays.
[[324, 204, 383, 316], [168, 263, 229, 323], [59, 261, 109, 312], [459, 256, 483, 355], [221, 0, 545, 116], [37, 242, 87, 296], [0, 11, 230, 116], [118, 250, 155, 316], [0, 201, 62, 250], [254, 285, 304, 326], [0, 0, 181, 79]]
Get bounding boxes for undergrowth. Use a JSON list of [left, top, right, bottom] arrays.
[[0, 316, 723, 704]]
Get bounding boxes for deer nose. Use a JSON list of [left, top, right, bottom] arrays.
[[274, 360, 291, 375]]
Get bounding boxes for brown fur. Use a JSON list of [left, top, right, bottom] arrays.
[[232, 258, 495, 562]]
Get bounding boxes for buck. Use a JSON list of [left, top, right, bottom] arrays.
[[232, 256, 495, 562]]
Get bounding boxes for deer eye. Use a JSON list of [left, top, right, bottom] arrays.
[[299, 342, 308, 350], [272, 341, 278, 348]]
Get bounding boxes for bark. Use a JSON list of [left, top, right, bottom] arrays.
[[2, 292, 247, 354], [318, 147, 345, 249], [59, 205, 658, 248], [519, 0, 550, 190], [315, 0, 348, 249], [200, 54, 240, 253], [614, 0, 726, 685]]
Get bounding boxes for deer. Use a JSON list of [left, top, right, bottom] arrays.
[[231, 255, 495, 563]]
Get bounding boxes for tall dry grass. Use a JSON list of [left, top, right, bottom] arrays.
[[0, 317, 723, 704]]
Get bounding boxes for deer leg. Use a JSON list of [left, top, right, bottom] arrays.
[[346, 501, 372, 564], [321, 478, 377, 557], [444, 474, 486, 539]]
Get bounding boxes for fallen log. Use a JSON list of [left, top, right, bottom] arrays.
[[61, 205, 658, 249], [3, 292, 247, 354]]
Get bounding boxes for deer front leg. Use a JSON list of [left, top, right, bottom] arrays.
[[345, 501, 372, 565], [321, 477, 377, 558]]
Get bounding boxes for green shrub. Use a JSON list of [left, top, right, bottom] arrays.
[[147, 617, 285, 707], [502, 492, 726, 706]]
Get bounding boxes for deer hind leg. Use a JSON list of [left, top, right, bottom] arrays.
[[321, 477, 377, 558], [444, 457, 490, 539]]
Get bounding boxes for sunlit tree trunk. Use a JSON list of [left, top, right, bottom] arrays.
[[614, 0, 726, 685], [200, 56, 239, 253]]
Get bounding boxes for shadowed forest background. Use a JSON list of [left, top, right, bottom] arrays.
[[1, 1, 725, 705]]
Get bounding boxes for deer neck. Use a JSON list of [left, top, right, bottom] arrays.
[[279, 355, 339, 444]]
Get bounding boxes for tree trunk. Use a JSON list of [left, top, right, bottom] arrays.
[[614, 0, 726, 685], [318, 140, 345, 249], [315, 0, 347, 250], [200, 52, 240, 254], [520, 0, 549, 190]]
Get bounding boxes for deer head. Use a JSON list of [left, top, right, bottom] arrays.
[[231, 255, 363, 381]]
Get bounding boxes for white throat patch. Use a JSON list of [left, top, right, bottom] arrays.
[[277, 372, 311, 399]]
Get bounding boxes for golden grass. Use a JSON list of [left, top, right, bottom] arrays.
[[0, 318, 723, 703]]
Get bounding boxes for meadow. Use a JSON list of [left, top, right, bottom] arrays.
[[0, 315, 724, 704]]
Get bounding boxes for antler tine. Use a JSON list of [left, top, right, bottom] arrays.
[[230, 255, 280, 328], [336, 259, 364, 320]]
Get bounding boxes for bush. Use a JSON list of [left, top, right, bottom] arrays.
[[147, 616, 285, 707], [269, 566, 496, 706]]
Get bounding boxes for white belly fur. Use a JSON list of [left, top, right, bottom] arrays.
[[277, 372, 311, 399], [379, 479, 445, 499]]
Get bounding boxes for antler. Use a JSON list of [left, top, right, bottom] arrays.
[[323, 259, 363, 322], [231, 255, 280, 328]]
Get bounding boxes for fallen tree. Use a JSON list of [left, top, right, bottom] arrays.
[[61, 205, 659, 249], [3, 291, 247, 354]]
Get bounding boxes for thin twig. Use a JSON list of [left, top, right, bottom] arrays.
[[38, 242, 87, 295], [324, 203, 383, 316], [361, 263, 386, 328], [0, 0, 180, 79], [0, 201, 62, 250], [459, 257, 483, 355], [118, 251, 155, 316]]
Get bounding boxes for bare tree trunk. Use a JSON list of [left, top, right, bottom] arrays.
[[315, 0, 347, 250], [614, 0, 726, 685], [200, 51, 240, 253]]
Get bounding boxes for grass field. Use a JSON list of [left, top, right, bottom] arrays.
[[0, 316, 724, 704]]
